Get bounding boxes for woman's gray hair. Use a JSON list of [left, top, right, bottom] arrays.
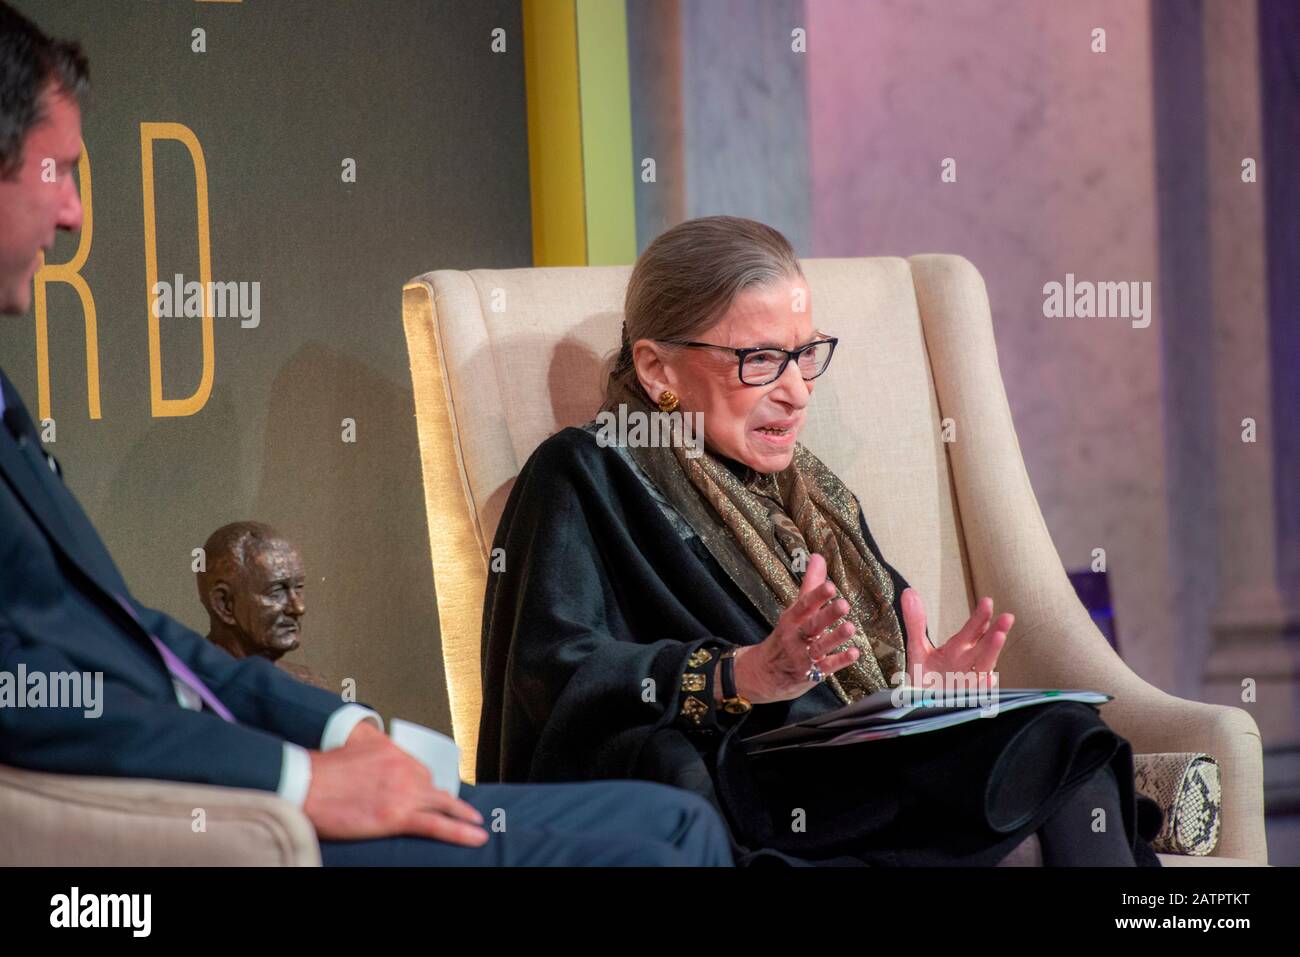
[[602, 215, 803, 411]]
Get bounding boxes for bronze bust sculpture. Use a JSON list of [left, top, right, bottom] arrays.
[[196, 521, 329, 689]]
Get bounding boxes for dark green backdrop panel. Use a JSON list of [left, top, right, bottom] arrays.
[[1, 0, 532, 732]]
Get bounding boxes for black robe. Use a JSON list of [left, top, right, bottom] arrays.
[[478, 426, 1162, 866]]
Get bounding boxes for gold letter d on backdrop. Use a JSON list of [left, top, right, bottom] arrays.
[[141, 122, 214, 418]]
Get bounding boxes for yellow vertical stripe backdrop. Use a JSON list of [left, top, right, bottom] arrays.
[[523, 0, 637, 266]]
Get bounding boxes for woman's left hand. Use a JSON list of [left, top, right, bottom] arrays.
[[898, 588, 1012, 688]]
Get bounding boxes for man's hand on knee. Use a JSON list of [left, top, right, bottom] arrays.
[[303, 726, 488, 846]]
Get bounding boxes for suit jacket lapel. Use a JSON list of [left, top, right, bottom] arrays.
[[0, 370, 140, 623]]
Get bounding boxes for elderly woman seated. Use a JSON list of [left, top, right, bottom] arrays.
[[477, 215, 1162, 867]]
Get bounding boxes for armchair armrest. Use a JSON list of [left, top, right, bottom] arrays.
[[909, 251, 1269, 865], [1094, 681, 1264, 863], [0, 763, 321, 866], [996, 607, 1267, 864]]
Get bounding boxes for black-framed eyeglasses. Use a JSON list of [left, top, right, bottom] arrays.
[[656, 337, 839, 386]]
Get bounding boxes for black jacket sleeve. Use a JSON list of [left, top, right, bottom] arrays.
[[478, 429, 742, 787]]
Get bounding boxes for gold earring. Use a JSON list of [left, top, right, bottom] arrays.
[[657, 390, 680, 413]]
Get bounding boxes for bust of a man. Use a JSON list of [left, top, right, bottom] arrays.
[[196, 521, 328, 689]]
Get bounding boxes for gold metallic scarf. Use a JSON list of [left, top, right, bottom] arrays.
[[608, 381, 906, 703]]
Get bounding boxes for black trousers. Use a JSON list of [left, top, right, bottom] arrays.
[[1036, 761, 1151, 866], [722, 701, 1163, 866], [318, 779, 734, 866]]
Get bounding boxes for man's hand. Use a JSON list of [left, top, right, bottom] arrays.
[[303, 725, 488, 846], [346, 719, 386, 746]]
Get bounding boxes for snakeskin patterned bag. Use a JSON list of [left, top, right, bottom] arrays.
[[1133, 752, 1221, 856]]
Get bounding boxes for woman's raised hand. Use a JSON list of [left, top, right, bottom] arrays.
[[898, 588, 1012, 689], [731, 553, 861, 704]]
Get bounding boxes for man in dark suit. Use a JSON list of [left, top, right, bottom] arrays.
[[0, 2, 732, 866]]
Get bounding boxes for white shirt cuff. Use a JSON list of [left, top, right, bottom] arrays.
[[320, 704, 383, 751], [276, 742, 312, 807]]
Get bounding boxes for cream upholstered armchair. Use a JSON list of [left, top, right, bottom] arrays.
[[401, 254, 1268, 867], [0, 763, 319, 865]]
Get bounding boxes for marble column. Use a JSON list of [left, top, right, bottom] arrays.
[[1197, 0, 1300, 812]]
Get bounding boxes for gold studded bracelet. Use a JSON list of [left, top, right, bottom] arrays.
[[677, 641, 724, 732]]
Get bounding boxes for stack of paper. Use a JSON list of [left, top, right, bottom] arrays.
[[741, 688, 1112, 755], [390, 718, 463, 796]]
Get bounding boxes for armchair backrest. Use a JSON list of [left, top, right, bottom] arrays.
[[401, 255, 1016, 779]]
